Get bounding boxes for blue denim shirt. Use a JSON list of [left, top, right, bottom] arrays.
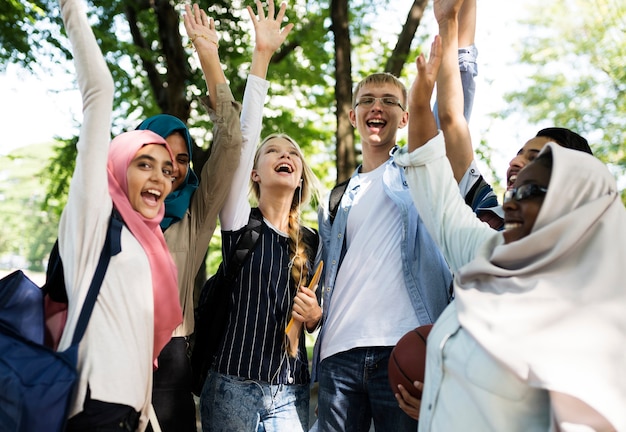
[[312, 153, 452, 381]]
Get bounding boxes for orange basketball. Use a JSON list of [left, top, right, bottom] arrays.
[[388, 324, 433, 398]]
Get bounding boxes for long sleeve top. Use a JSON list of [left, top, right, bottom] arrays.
[[396, 133, 626, 431], [58, 0, 154, 428], [164, 86, 242, 338], [394, 131, 498, 273]]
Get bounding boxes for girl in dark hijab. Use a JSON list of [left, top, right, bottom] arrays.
[[137, 114, 199, 230]]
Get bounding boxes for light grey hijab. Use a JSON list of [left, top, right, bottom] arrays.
[[455, 143, 626, 429]]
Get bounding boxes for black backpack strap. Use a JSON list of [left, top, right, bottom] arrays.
[[71, 212, 123, 345], [223, 207, 264, 283], [329, 179, 350, 224]]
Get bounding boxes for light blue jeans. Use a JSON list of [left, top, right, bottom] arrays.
[[200, 371, 309, 432], [317, 347, 418, 432]]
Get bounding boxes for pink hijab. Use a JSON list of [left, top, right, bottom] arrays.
[[107, 130, 182, 364]]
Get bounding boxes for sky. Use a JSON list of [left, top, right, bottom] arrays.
[[0, 0, 534, 189], [1, 62, 79, 154]]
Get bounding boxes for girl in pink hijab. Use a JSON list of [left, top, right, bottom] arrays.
[[57, 0, 181, 430]]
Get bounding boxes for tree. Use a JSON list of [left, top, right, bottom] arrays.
[[0, 143, 58, 270], [0, 1, 46, 69], [1, 0, 430, 268], [499, 0, 626, 200]]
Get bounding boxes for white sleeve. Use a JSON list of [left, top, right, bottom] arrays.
[[61, 0, 114, 202], [395, 132, 498, 273], [549, 391, 615, 432], [57, 0, 115, 347], [59, 0, 114, 267], [219, 75, 269, 231]]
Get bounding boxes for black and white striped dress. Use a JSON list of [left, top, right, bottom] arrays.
[[213, 214, 318, 386]]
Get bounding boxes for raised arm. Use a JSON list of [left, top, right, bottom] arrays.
[[178, 4, 243, 277], [60, 0, 114, 192], [57, 0, 115, 346], [219, 0, 293, 230], [399, 34, 496, 273], [434, 0, 475, 183]]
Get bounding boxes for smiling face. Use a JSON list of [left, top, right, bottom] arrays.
[[165, 132, 190, 192], [251, 136, 304, 198], [349, 81, 408, 151], [127, 144, 174, 219], [502, 159, 552, 244], [506, 136, 552, 189]]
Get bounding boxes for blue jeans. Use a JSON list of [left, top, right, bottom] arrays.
[[317, 347, 417, 432], [200, 371, 309, 432]]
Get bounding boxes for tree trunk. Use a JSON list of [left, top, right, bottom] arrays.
[[331, 0, 356, 184], [386, 0, 429, 76]]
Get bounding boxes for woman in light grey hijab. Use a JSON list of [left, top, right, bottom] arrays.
[[394, 41, 626, 431]]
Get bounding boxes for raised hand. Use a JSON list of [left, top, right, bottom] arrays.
[[247, 0, 294, 78], [182, 3, 225, 108], [247, 0, 294, 55], [409, 35, 443, 111], [183, 3, 219, 52], [407, 36, 442, 152], [434, 0, 465, 24]]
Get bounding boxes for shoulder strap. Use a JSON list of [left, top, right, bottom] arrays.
[[71, 212, 123, 345], [329, 178, 350, 224], [222, 208, 263, 284]]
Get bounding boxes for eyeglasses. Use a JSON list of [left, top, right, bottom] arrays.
[[503, 184, 548, 204], [354, 96, 405, 110]]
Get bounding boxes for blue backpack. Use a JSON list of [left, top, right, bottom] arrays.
[[0, 213, 122, 432]]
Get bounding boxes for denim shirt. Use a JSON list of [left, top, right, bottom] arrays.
[[312, 153, 452, 381]]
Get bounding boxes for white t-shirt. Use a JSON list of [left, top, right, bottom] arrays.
[[320, 164, 419, 361]]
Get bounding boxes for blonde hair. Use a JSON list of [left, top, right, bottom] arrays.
[[352, 73, 407, 108], [252, 134, 320, 287]]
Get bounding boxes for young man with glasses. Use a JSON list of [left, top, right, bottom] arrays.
[[311, 1, 482, 428], [312, 70, 453, 432]]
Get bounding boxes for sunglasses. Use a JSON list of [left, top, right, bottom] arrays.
[[503, 184, 548, 204]]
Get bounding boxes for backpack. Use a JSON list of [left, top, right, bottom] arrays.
[[190, 208, 319, 396], [0, 213, 122, 432]]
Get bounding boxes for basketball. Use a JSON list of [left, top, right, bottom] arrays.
[[388, 324, 433, 398]]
